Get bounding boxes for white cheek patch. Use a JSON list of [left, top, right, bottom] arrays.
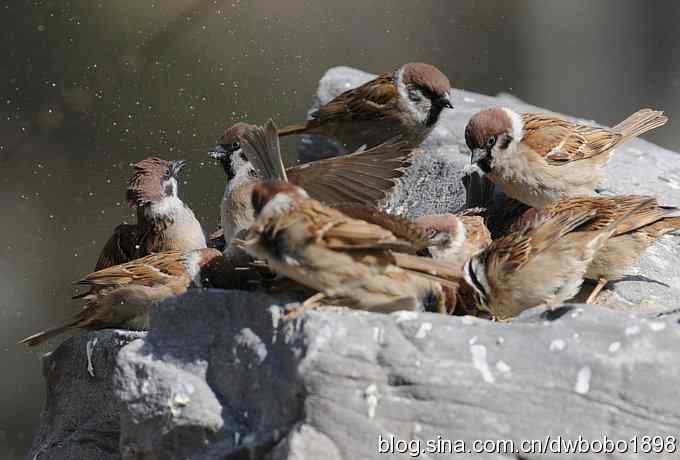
[[150, 195, 184, 217], [501, 107, 524, 143], [395, 67, 428, 125]]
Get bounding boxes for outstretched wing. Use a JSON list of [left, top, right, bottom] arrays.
[[288, 137, 415, 206], [241, 120, 288, 181]]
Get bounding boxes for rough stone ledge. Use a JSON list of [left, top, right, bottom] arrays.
[[26, 290, 680, 459], [27, 330, 143, 460]]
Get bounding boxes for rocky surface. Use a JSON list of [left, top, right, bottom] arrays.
[[26, 67, 680, 459], [26, 330, 143, 460], [30, 291, 680, 460]]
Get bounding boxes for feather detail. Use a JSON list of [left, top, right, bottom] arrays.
[[94, 224, 141, 271], [277, 122, 310, 137], [241, 119, 288, 181], [392, 252, 461, 287], [521, 109, 667, 165], [287, 137, 414, 206]]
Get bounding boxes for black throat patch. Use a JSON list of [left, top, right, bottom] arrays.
[[426, 104, 445, 127], [477, 153, 492, 174]]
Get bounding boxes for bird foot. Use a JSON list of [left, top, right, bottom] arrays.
[[586, 278, 608, 304], [283, 292, 326, 321]]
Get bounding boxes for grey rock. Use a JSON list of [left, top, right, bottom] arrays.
[[115, 291, 680, 459], [27, 67, 680, 460], [113, 290, 301, 459], [26, 330, 142, 460]]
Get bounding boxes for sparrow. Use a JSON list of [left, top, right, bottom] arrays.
[[513, 196, 680, 303], [463, 197, 651, 320], [209, 120, 415, 244], [19, 248, 232, 346], [94, 157, 207, 270], [233, 181, 459, 315], [277, 62, 453, 152], [465, 107, 668, 208], [414, 213, 491, 267]]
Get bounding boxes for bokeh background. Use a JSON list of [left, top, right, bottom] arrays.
[[2, 0, 679, 457]]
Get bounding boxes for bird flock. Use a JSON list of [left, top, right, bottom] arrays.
[[20, 62, 676, 347]]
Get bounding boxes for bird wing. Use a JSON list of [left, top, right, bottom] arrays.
[[76, 250, 190, 288], [240, 119, 288, 181], [559, 195, 677, 237], [391, 252, 461, 289], [94, 224, 141, 271], [334, 205, 431, 250], [291, 200, 419, 253], [287, 137, 414, 206], [486, 207, 596, 279], [313, 72, 399, 123], [521, 113, 622, 165]]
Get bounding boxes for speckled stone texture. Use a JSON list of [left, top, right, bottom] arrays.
[[120, 292, 680, 459], [26, 330, 142, 460]]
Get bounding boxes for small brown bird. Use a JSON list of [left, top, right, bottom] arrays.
[[233, 181, 457, 315], [94, 157, 207, 270], [277, 62, 453, 151], [465, 107, 668, 208], [209, 120, 415, 244], [517, 196, 680, 303], [414, 213, 491, 267], [19, 248, 229, 346], [463, 197, 650, 320]]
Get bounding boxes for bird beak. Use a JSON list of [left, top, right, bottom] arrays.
[[171, 159, 187, 175], [208, 145, 227, 160], [435, 94, 454, 109], [470, 148, 487, 164]]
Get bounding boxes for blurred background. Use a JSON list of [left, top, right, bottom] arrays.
[[1, 0, 679, 457]]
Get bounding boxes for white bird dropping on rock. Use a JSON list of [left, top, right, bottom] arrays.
[[364, 384, 380, 419], [470, 344, 494, 383], [574, 367, 592, 394]]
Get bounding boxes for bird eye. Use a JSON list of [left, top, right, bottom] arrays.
[[486, 136, 497, 148], [232, 141, 240, 150]]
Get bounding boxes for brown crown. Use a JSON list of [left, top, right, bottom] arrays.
[[465, 108, 513, 151], [126, 157, 172, 206], [401, 63, 451, 98], [221, 122, 255, 145]]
